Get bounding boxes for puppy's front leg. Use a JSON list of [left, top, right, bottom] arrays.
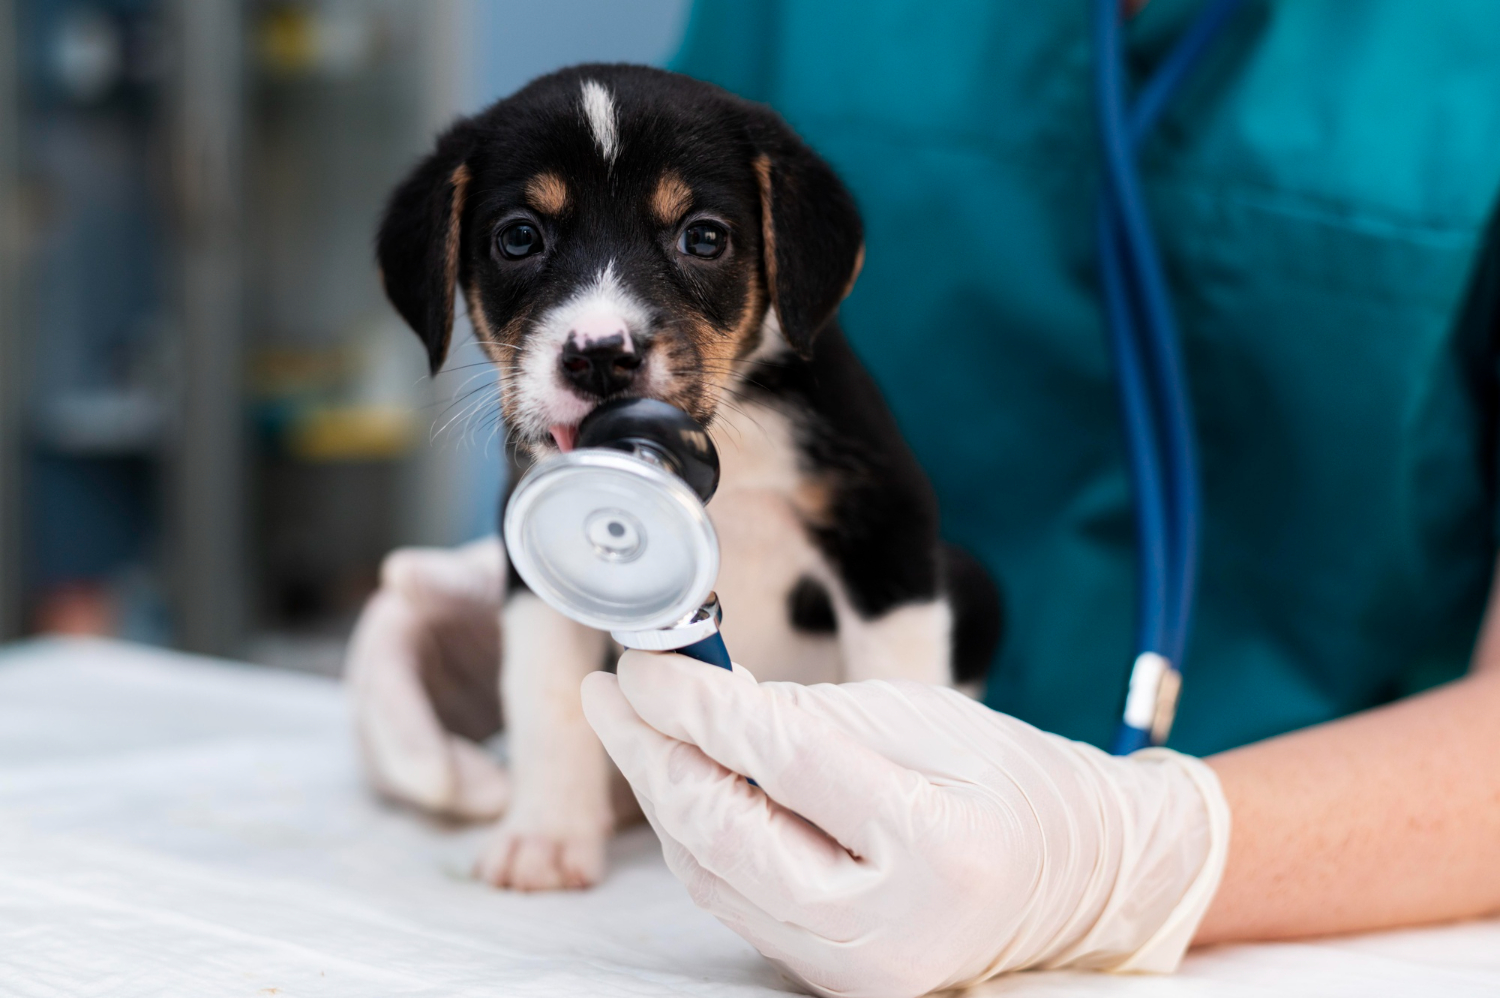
[[476, 591, 611, 890]]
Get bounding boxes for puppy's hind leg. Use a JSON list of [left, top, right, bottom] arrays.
[[476, 592, 612, 890], [941, 542, 1003, 691], [832, 590, 955, 686], [829, 544, 1002, 690]]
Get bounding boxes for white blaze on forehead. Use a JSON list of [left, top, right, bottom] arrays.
[[566, 261, 647, 342], [560, 261, 641, 351], [579, 79, 619, 164]]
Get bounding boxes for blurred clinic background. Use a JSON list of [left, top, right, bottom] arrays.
[[0, 0, 691, 670]]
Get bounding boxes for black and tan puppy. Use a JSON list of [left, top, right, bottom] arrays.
[[377, 64, 999, 890]]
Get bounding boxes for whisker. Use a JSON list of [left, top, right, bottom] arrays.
[[462, 385, 506, 448], [435, 359, 507, 376], [425, 380, 499, 421], [432, 383, 500, 443]]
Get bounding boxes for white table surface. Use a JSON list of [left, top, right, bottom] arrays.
[[1, 637, 1496, 997]]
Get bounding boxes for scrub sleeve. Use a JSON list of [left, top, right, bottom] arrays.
[[674, 0, 1500, 754]]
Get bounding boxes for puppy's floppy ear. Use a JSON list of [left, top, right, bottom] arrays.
[[376, 122, 475, 375], [747, 106, 864, 357]]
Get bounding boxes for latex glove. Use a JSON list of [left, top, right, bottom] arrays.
[[581, 652, 1230, 998], [344, 537, 511, 819]]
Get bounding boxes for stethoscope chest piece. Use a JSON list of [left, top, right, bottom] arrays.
[[504, 447, 720, 633]]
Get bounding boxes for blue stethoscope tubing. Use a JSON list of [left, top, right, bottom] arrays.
[[1093, 0, 1245, 754]]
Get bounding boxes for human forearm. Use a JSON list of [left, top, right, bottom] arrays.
[[1195, 668, 1500, 944]]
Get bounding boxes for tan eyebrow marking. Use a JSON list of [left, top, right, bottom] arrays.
[[650, 171, 693, 225], [842, 243, 866, 300], [524, 172, 570, 214], [432, 162, 472, 367], [753, 154, 779, 313]]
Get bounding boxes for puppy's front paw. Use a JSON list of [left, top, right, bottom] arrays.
[[474, 819, 606, 891]]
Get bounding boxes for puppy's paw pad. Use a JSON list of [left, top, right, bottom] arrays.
[[474, 824, 605, 891]]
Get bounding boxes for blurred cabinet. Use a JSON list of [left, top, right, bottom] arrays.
[[0, 0, 688, 657], [0, 0, 18, 639], [245, 0, 434, 637], [9, 0, 175, 642], [0, 0, 450, 650]]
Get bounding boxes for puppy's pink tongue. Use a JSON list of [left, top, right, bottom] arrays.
[[550, 424, 578, 453]]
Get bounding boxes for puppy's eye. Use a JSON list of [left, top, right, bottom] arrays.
[[678, 222, 727, 260], [498, 222, 543, 259]]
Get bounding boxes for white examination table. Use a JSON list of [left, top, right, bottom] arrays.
[[1, 638, 1497, 997]]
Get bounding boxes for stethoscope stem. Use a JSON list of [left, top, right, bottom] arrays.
[[617, 599, 754, 784], [612, 592, 734, 672], [676, 630, 733, 671]]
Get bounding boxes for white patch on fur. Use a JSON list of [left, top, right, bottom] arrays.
[[744, 310, 791, 364], [708, 401, 841, 685], [511, 261, 652, 446], [707, 399, 955, 687], [476, 592, 613, 889], [579, 80, 619, 165], [834, 597, 953, 685], [710, 396, 803, 493]]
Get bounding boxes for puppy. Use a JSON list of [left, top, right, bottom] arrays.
[[377, 65, 1001, 890]]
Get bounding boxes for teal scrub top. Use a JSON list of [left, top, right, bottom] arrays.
[[673, 1, 1500, 755]]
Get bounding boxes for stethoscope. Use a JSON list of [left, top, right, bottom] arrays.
[[1094, 0, 1244, 754], [504, 398, 734, 670], [504, 0, 1247, 757]]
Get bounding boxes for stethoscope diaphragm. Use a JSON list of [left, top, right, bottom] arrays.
[[503, 447, 720, 633]]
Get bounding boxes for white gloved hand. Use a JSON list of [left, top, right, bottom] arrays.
[[581, 652, 1230, 998], [344, 537, 511, 819]]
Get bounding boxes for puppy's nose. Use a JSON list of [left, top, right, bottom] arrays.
[[559, 332, 642, 398]]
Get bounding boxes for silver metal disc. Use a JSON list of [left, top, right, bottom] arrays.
[[503, 449, 720, 632]]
